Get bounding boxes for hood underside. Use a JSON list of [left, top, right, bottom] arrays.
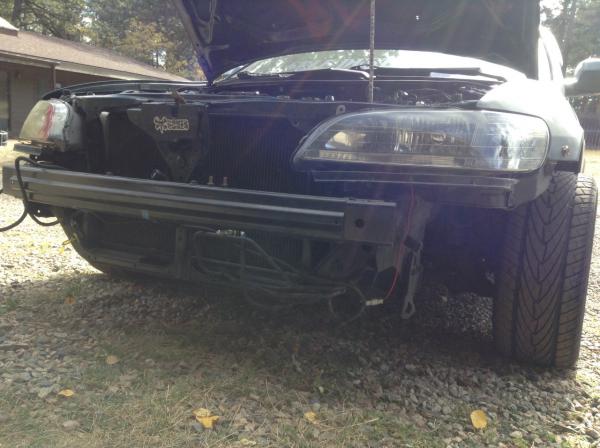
[[175, 0, 540, 83]]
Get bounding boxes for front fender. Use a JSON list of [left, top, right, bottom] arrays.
[[478, 80, 583, 168]]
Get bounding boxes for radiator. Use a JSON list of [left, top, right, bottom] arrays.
[[199, 115, 310, 194]]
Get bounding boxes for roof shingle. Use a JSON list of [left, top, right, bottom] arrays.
[[0, 27, 188, 81]]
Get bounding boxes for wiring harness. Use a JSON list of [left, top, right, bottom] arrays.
[[191, 230, 368, 322]]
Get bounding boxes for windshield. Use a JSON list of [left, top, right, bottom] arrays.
[[218, 49, 526, 82]]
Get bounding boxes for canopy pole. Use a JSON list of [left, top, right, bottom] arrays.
[[368, 0, 376, 103]]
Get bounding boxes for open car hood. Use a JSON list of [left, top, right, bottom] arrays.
[[175, 0, 540, 83]]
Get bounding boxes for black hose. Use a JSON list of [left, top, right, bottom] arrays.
[[0, 191, 27, 232], [14, 157, 60, 227], [0, 157, 62, 232], [0, 158, 27, 232]]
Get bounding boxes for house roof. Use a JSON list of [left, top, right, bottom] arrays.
[[0, 17, 18, 35], [0, 21, 188, 81]]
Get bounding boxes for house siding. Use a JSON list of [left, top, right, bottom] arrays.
[[9, 65, 49, 137], [0, 61, 109, 136]]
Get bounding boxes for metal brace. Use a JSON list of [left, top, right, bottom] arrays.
[[401, 241, 423, 320]]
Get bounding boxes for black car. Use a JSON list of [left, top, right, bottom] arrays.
[[2, 0, 600, 368]]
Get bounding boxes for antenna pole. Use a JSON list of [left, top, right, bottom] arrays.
[[368, 0, 376, 103]]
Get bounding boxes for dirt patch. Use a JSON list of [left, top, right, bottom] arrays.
[[0, 141, 16, 166], [585, 149, 600, 179]]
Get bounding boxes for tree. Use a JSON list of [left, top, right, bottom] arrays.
[[543, 0, 600, 69], [0, 0, 203, 79], [0, 0, 85, 40], [85, 0, 203, 80]]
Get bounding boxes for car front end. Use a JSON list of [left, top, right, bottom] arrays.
[[2, 0, 599, 367]]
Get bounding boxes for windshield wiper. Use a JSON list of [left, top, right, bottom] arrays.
[[235, 71, 288, 80], [348, 65, 507, 82], [219, 67, 370, 83]]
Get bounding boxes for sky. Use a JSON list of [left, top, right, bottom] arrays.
[[542, 0, 562, 11]]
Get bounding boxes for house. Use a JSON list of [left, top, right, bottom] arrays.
[[0, 17, 188, 136], [572, 96, 600, 149]]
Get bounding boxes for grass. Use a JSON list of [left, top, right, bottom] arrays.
[[2, 271, 595, 447], [0, 296, 18, 315], [0, 275, 444, 448], [0, 335, 440, 447]]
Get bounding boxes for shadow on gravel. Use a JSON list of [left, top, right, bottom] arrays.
[[3, 270, 593, 446], [7, 270, 581, 380]]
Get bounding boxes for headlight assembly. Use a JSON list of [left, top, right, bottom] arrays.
[[293, 110, 549, 172], [19, 100, 82, 151]]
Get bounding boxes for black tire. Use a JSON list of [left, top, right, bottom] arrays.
[[494, 172, 597, 368], [60, 219, 146, 282]]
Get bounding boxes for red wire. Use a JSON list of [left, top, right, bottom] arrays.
[[383, 185, 416, 301]]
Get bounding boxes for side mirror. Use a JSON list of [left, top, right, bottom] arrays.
[[565, 58, 600, 97]]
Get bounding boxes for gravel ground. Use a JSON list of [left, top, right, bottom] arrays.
[[0, 158, 599, 447]]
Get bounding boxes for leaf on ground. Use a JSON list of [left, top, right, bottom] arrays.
[[470, 409, 488, 429], [304, 411, 318, 424], [64, 296, 76, 305], [193, 408, 220, 429], [59, 240, 72, 255], [193, 408, 212, 418], [58, 389, 75, 398], [106, 355, 119, 365], [196, 415, 220, 429], [239, 438, 257, 446]]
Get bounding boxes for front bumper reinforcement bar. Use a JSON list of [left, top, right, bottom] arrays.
[[1, 165, 398, 245]]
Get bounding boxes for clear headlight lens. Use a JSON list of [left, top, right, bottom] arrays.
[[20, 99, 81, 151], [293, 110, 549, 172]]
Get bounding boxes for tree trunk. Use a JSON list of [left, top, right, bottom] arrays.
[[561, 0, 579, 67], [12, 0, 24, 26]]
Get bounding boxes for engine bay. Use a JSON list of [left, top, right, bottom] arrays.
[[62, 77, 496, 192], [205, 76, 493, 106]]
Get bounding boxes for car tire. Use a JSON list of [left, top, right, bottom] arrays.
[[59, 219, 147, 282], [85, 261, 142, 280], [494, 172, 597, 368]]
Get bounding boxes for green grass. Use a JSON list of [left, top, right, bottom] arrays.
[[0, 283, 432, 448], [0, 296, 18, 315], [0, 320, 437, 448]]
